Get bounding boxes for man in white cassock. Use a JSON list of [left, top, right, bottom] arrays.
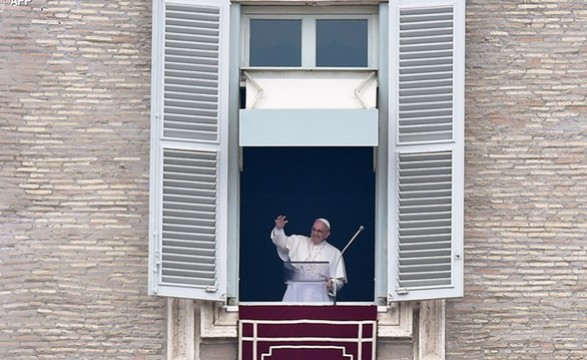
[[271, 215, 347, 302]]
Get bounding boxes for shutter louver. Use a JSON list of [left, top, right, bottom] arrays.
[[398, 6, 454, 143], [161, 149, 218, 287], [397, 151, 452, 289], [388, 0, 464, 301], [164, 4, 221, 142], [150, 0, 229, 301]]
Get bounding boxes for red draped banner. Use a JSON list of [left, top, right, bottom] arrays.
[[239, 305, 377, 360]]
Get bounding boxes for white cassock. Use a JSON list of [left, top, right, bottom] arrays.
[[271, 228, 347, 302]]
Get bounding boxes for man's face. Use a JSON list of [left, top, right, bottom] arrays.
[[310, 221, 330, 245]]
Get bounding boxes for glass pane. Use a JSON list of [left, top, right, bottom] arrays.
[[316, 19, 368, 67], [250, 19, 302, 67]]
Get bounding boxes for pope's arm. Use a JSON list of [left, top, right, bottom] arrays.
[[271, 215, 290, 261], [271, 227, 288, 249]]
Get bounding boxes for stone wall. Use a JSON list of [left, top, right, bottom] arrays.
[[450, 0, 587, 358], [0, 1, 166, 359]]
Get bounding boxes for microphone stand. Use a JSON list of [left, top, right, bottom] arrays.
[[332, 225, 364, 305]]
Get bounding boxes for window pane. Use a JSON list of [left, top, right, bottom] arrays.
[[316, 19, 368, 67], [250, 19, 302, 66]]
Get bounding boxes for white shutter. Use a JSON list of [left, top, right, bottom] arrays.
[[149, 0, 230, 301], [397, 5, 455, 143], [388, 0, 464, 301]]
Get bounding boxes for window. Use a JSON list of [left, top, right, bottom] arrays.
[[248, 18, 369, 67], [238, 147, 376, 303], [249, 19, 302, 67], [316, 19, 368, 67], [243, 8, 377, 68], [149, 0, 465, 304]]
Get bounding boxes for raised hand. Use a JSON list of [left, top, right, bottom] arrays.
[[274, 215, 288, 230]]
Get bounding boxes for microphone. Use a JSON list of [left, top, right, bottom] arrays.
[[339, 225, 364, 258], [331, 225, 364, 305]]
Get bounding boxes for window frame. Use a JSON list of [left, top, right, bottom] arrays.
[[149, 0, 465, 306]]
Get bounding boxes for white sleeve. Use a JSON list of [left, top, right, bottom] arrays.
[[271, 228, 290, 262]]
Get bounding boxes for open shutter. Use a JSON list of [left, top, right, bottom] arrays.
[[149, 0, 230, 301], [388, 0, 464, 301]]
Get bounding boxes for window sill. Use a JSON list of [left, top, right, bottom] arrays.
[[199, 301, 413, 339]]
